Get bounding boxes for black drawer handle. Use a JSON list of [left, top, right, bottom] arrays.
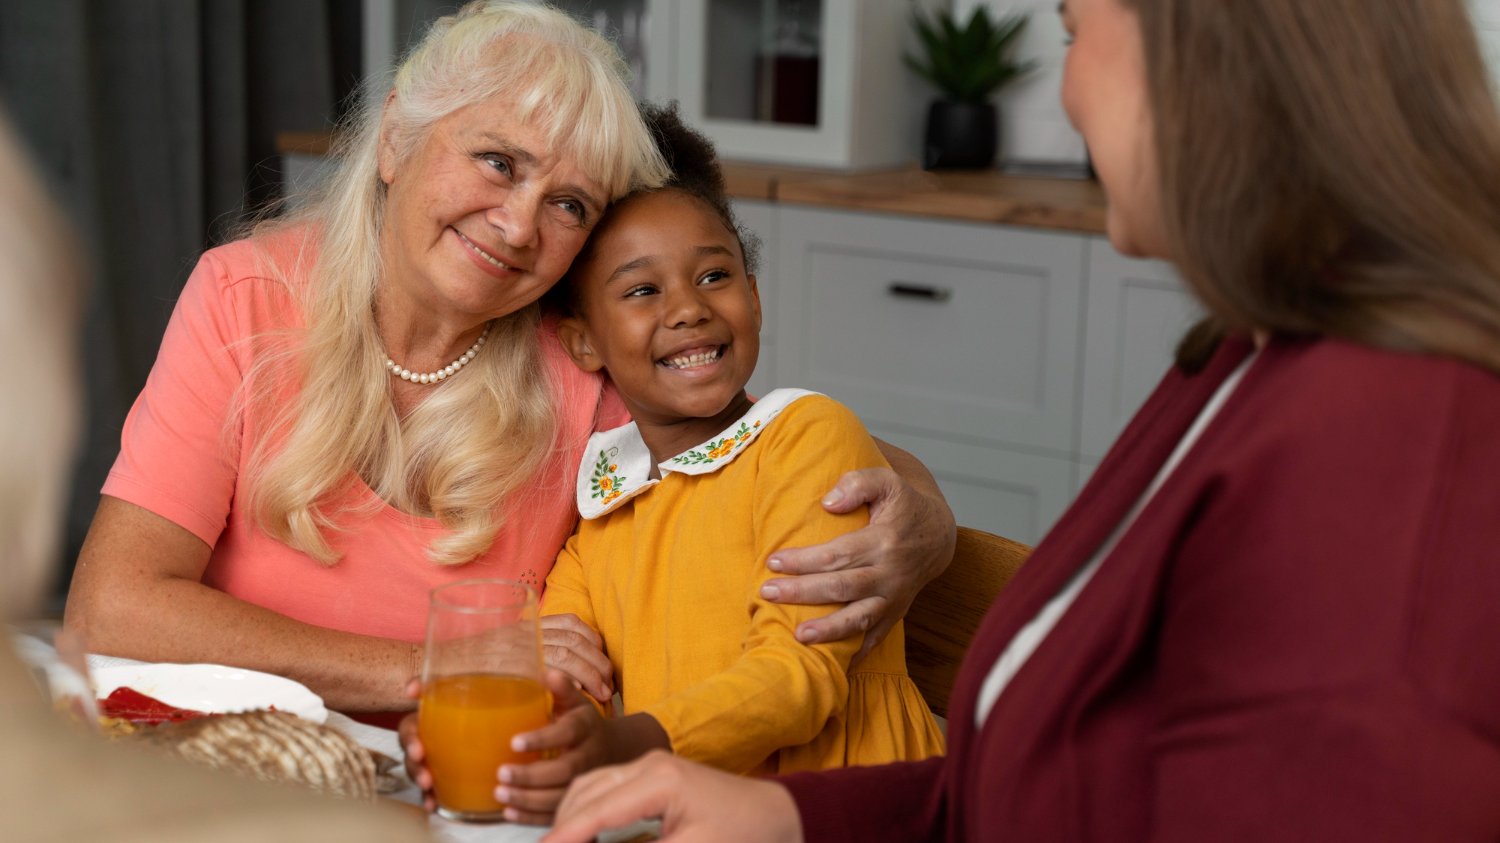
[[887, 282, 952, 303]]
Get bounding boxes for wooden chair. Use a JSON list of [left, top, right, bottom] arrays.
[[905, 526, 1031, 718]]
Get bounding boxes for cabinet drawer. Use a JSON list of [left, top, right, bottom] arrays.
[[774, 207, 1086, 453], [868, 426, 1076, 546]]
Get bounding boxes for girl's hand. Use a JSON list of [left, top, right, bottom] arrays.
[[396, 679, 436, 813], [544, 750, 803, 843], [541, 613, 615, 702], [499, 669, 670, 825], [761, 462, 956, 664]]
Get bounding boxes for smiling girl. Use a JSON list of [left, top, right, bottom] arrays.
[[485, 105, 944, 823]]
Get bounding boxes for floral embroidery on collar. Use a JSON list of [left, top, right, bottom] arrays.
[[575, 388, 820, 520], [670, 420, 762, 466], [587, 448, 627, 505]]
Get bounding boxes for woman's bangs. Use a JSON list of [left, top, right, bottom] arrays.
[[501, 41, 635, 200]]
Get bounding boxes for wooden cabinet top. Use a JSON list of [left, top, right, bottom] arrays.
[[723, 161, 1108, 235], [276, 132, 1107, 235]]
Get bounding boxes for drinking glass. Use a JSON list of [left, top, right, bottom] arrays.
[[418, 579, 550, 822]]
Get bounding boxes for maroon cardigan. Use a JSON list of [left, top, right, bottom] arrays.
[[782, 335, 1500, 841]]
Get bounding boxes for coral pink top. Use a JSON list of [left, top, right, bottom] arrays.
[[103, 229, 627, 644]]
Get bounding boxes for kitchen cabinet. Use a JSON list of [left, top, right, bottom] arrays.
[[669, 0, 918, 169], [759, 204, 1194, 544], [364, 0, 922, 170], [773, 207, 1085, 455]]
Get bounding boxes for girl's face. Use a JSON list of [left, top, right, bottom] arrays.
[[559, 190, 761, 436], [1059, 0, 1167, 258]]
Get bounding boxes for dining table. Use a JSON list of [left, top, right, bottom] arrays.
[[12, 629, 655, 843]]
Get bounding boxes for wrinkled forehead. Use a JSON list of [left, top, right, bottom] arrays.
[[447, 93, 608, 202], [474, 37, 639, 201]]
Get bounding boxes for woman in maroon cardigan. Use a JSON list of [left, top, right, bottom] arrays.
[[542, 0, 1500, 840]]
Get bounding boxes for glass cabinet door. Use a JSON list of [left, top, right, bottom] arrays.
[[370, 0, 672, 102], [547, 0, 664, 100], [700, 0, 823, 128], [364, 0, 912, 169], [677, 0, 911, 169]]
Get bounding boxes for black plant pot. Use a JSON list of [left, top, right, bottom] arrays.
[[922, 100, 997, 170]]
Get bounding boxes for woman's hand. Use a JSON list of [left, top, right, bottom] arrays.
[[761, 453, 956, 664], [498, 670, 669, 825], [544, 750, 803, 843], [541, 613, 614, 702]]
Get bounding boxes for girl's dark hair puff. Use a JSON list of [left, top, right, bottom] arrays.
[[552, 102, 762, 315]]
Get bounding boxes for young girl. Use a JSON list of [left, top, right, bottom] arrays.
[[496, 107, 943, 820]]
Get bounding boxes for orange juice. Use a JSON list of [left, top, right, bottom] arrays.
[[419, 673, 551, 817]]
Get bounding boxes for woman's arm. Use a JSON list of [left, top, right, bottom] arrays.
[[545, 753, 949, 843], [65, 496, 421, 711], [64, 245, 422, 709], [546, 752, 804, 843], [761, 437, 956, 662]]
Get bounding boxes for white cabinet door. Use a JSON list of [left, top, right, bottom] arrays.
[[867, 426, 1074, 546], [774, 207, 1086, 454], [1078, 238, 1201, 461], [673, 0, 914, 169]]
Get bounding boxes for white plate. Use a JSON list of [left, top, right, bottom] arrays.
[[92, 663, 327, 724]]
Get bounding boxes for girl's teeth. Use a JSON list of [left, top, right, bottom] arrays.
[[663, 349, 722, 369]]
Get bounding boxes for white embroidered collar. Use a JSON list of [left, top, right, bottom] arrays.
[[576, 388, 820, 520]]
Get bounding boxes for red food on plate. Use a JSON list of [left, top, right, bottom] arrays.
[[99, 686, 213, 725]]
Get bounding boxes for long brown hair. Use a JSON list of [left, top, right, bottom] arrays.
[[1125, 0, 1500, 372]]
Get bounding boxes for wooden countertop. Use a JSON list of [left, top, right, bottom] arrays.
[[276, 131, 1106, 235], [723, 161, 1107, 235]]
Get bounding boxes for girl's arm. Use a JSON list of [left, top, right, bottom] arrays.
[[761, 438, 956, 663], [596, 380, 958, 664], [638, 396, 886, 773], [538, 533, 615, 702]]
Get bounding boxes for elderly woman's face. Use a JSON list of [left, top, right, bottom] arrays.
[[1059, 0, 1166, 258], [378, 93, 608, 323]]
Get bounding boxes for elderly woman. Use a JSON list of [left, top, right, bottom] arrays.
[[0, 113, 428, 842], [63, 0, 955, 716], [544, 0, 1500, 840]]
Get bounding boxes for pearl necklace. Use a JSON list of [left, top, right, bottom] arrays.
[[384, 322, 493, 385]]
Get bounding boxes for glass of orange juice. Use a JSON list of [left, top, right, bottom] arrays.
[[419, 579, 551, 822]]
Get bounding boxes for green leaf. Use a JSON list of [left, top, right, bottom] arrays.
[[905, 6, 1035, 101]]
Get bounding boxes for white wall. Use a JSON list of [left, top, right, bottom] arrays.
[[1471, 0, 1500, 90], [959, 0, 1500, 168], [954, 0, 1085, 166]]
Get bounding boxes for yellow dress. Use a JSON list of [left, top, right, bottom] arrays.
[[542, 389, 945, 776]]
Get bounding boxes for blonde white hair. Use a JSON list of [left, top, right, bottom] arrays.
[[245, 0, 670, 565], [0, 113, 81, 618]]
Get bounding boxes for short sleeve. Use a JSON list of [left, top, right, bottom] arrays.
[[102, 247, 261, 547]]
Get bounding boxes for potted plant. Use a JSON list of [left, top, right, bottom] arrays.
[[905, 6, 1036, 169]]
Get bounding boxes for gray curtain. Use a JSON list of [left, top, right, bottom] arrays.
[[0, 0, 360, 609]]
